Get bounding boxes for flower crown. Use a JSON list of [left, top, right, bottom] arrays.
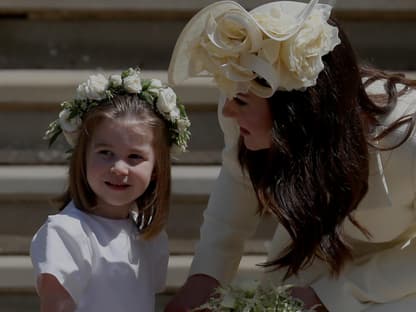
[[44, 68, 191, 152], [169, 0, 340, 98]]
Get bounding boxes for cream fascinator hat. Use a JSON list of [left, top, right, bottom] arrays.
[[168, 0, 340, 98]]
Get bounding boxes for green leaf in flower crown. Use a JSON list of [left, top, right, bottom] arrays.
[[64, 147, 74, 160], [139, 91, 155, 105], [105, 89, 114, 99], [178, 104, 187, 117], [121, 69, 131, 79], [61, 100, 73, 110], [47, 128, 63, 148], [141, 79, 151, 91], [111, 85, 124, 94]]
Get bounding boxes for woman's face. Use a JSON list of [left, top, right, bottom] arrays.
[[222, 92, 273, 150]]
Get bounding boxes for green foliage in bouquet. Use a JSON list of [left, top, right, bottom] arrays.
[[193, 282, 316, 312]]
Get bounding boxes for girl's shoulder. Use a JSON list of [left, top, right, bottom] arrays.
[[31, 202, 92, 268], [48, 202, 85, 226], [33, 202, 87, 244]]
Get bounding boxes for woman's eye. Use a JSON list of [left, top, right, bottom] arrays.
[[234, 97, 247, 106]]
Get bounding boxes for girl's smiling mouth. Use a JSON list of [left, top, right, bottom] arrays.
[[105, 181, 130, 190]]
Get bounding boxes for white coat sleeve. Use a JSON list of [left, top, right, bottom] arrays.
[[189, 95, 261, 284]]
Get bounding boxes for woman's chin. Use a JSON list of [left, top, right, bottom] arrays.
[[243, 138, 271, 151]]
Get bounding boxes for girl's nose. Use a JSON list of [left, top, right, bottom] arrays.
[[222, 98, 237, 118], [111, 160, 129, 176]]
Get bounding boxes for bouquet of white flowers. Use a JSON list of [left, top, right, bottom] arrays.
[[193, 281, 316, 312]]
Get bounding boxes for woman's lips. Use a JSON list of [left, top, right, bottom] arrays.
[[239, 127, 250, 136]]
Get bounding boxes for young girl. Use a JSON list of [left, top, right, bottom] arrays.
[[30, 68, 190, 312], [166, 1, 416, 311]]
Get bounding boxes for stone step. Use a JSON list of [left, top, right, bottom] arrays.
[[0, 70, 218, 104], [0, 165, 215, 242], [0, 70, 222, 165], [0, 165, 277, 254], [0, 165, 219, 198], [0, 293, 175, 312], [0, 254, 266, 292], [1, 69, 415, 105], [2, 70, 416, 165], [0, 164, 220, 197], [0, 1, 415, 70], [0, 254, 266, 312], [1, 0, 415, 16]]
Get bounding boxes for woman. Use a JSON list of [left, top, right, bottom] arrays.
[[166, 1, 416, 311]]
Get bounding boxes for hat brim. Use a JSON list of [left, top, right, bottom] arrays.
[[168, 0, 332, 87], [168, 1, 246, 85]]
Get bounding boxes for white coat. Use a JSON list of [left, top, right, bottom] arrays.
[[189, 82, 416, 311]]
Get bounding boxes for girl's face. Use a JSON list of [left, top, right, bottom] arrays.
[[222, 92, 273, 150], [86, 117, 156, 219]]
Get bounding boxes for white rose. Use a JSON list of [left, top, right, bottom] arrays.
[[109, 74, 122, 87], [177, 118, 191, 132], [148, 78, 163, 93], [123, 72, 142, 93], [156, 87, 177, 114], [150, 78, 163, 89], [279, 11, 340, 90], [58, 109, 82, 133], [169, 106, 180, 122], [76, 73, 109, 100]]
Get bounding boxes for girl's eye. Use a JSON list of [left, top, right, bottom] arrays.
[[128, 154, 143, 160], [98, 150, 113, 157], [234, 97, 247, 106]]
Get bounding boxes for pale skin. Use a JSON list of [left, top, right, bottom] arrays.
[[37, 117, 156, 311], [37, 274, 76, 312], [164, 92, 328, 312]]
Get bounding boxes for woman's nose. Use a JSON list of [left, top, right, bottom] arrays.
[[222, 98, 237, 118]]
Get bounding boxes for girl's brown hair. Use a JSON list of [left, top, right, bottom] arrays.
[[238, 17, 416, 278], [59, 94, 171, 239]]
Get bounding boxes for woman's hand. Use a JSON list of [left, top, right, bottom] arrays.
[[164, 274, 220, 312], [290, 286, 328, 311]]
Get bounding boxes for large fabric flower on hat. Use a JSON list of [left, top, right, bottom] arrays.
[[168, 0, 340, 98]]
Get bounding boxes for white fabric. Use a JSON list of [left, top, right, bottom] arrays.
[[168, 0, 333, 94], [190, 83, 416, 311], [30, 201, 168, 312]]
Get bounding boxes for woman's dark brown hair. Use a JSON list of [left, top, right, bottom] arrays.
[[59, 94, 171, 239], [239, 18, 416, 278]]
